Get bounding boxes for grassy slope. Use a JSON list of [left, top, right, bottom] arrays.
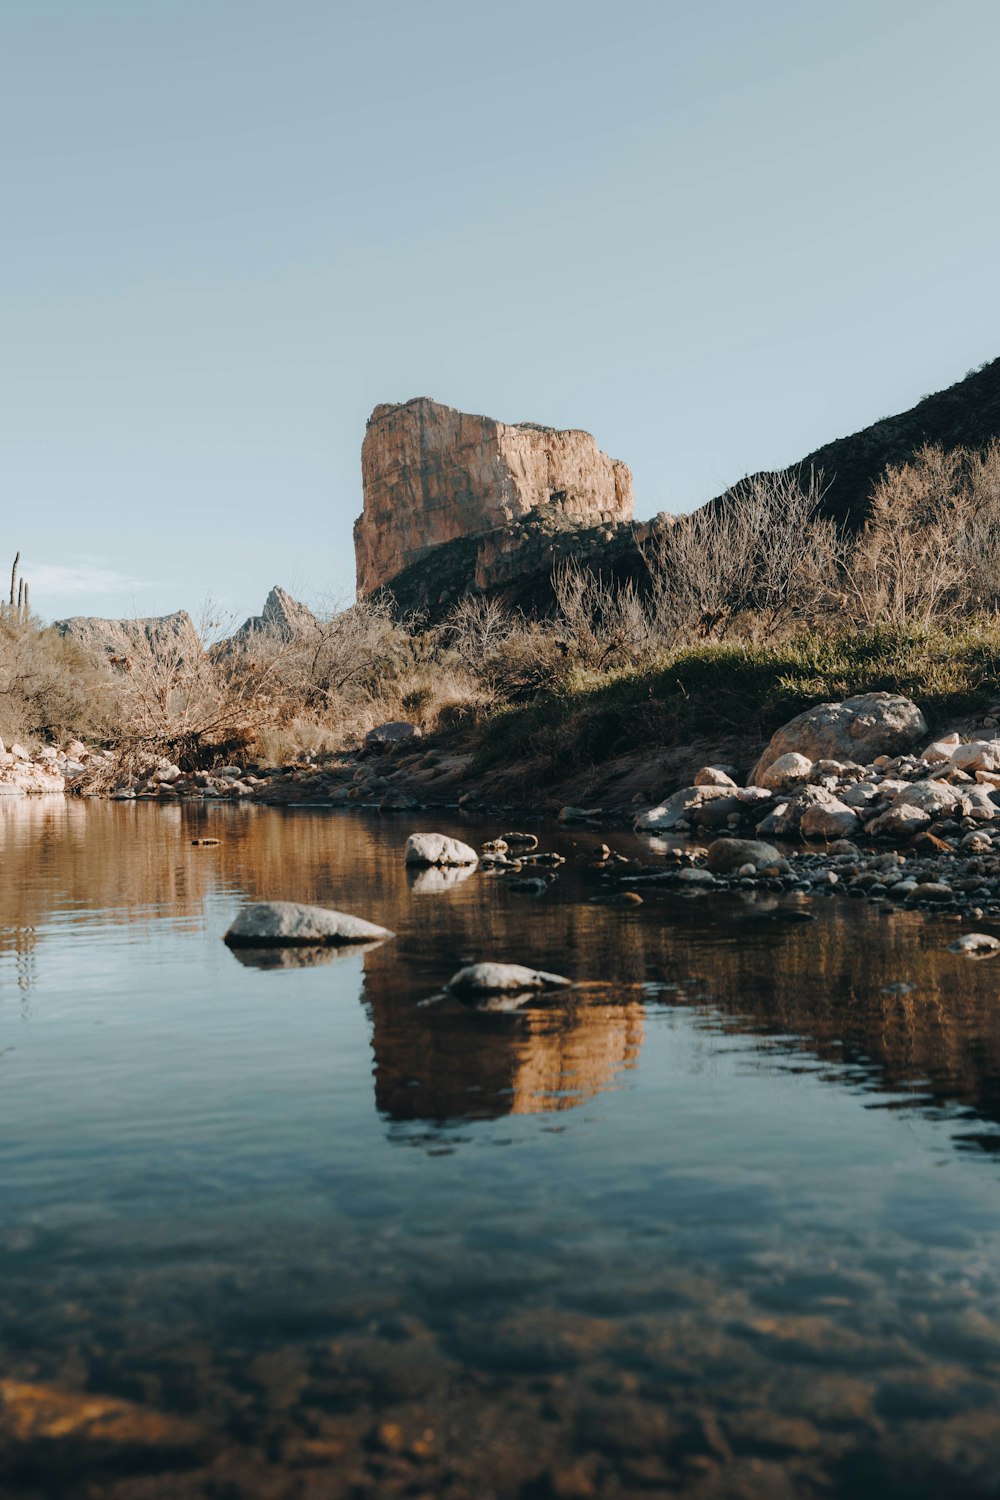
[[472, 626, 1000, 782]]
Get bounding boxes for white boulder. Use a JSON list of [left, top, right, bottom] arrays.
[[752, 693, 927, 784], [445, 963, 571, 997], [758, 752, 813, 790], [224, 901, 394, 947], [404, 833, 479, 867]]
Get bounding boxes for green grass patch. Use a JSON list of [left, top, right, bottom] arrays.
[[471, 625, 1000, 780]]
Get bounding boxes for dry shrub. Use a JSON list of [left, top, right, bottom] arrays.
[[551, 560, 655, 669], [644, 467, 839, 643], [0, 618, 110, 745], [843, 441, 1000, 628]]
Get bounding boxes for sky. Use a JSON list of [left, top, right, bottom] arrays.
[[3, 0, 999, 625]]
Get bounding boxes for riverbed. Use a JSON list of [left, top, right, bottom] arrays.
[[2, 799, 1000, 1497]]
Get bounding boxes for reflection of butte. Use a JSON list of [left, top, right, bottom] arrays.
[[362, 957, 644, 1123]]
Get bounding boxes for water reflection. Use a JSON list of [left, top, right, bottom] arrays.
[[3, 796, 1000, 1151], [228, 940, 388, 971], [6, 801, 1000, 1496]]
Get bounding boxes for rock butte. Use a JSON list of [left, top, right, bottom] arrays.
[[354, 396, 633, 596]]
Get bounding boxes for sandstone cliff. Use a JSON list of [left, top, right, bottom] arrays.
[[355, 397, 633, 596]]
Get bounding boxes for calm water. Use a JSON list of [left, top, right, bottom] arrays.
[[3, 800, 1000, 1498]]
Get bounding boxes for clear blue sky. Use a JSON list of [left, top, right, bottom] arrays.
[[3, 0, 999, 623]]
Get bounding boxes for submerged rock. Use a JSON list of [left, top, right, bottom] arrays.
[[445, 962, 571, 997], [224, 901, 393, 947], [404, 832, 479, 867]]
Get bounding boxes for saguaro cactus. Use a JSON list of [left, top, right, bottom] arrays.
[[3, 553, 29, 623]]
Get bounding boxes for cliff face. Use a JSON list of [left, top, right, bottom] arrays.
[[355, 397, 633, 596], [54, 610, 202, 663]]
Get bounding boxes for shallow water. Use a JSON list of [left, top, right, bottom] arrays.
[[3, 800, 1000, 1497]]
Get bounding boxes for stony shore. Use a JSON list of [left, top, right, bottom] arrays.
[[8, 690, 1000, 941]]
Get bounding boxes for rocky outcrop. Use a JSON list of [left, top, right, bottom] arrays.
[[355, 397, 633, 596], [54, 609, 202, 663], [751, 693, 928, 784], [230, 586, 316, 645]]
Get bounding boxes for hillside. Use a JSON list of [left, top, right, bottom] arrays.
[[769, 356, 1000, 528], [383, 357, 1000, 619]]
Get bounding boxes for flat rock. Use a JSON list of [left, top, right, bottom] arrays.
[[404, 832, 479, 866], [446, 962, 571, 997], [224, 901, 394, 947]]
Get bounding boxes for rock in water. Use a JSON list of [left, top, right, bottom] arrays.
[[224, 902, 394, 947], [446, 963, 572, 997], [948, 933, 1000, 957], [354, 397, 633, 595], [404, 833, 479, 867]]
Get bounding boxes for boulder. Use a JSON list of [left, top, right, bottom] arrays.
[[962, 785, 1000, 822], [404, 832, 479, 866], [866, 802, 931, 838], [761, 785, 846, 839], [693, 766, 738, 788], [751, 693, 927, 784], [366, 721, 422, 751], [950, 740, 1000, 774], [758, 752, 813, 790], [445, 962, 571, 997], [799, 795, 861, 840], [922, 733, 961, 764], [948, 933, 1000, 957], [634, 786, 732, 832], [705, 837, 783, 873], [0, 763, 65, 796], [224, 902, 394, 947], [889, 779, 962, 817]]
